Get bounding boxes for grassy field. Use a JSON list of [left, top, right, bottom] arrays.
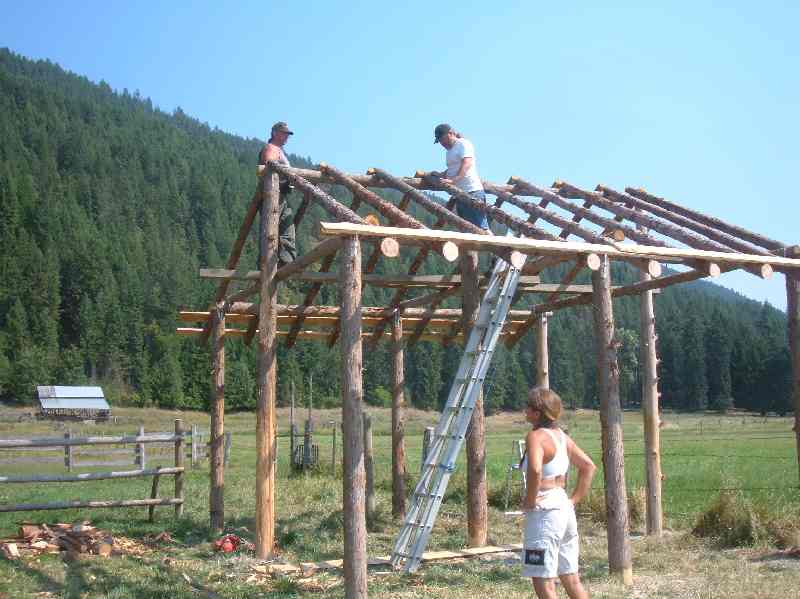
[[1, 406, 799, 598]]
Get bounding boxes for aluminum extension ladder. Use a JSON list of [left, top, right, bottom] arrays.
[[390, 251, 525, 572]]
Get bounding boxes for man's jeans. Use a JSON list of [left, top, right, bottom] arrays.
[[455, 190, 490, 230]]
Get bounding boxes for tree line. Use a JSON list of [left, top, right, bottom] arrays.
[[0, 48, 792, 415]]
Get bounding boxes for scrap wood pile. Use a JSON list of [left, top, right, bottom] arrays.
[[0, 521, 150, 559]]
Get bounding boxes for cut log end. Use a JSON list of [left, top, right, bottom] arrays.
[[366, 167, 376, 175], [256, 165, 266, 177], [380, 237, 400, 258], [507, 175, 520, 186], [363, 214, 381, 226], [441, 241, 460, 262], [707, 263, 722, 278], [647, 260, 662, 278], [760, 263, 773, 279], [414, 170, 427, 178], [509, 251, 526, 269], [585, 253, 602, 271]]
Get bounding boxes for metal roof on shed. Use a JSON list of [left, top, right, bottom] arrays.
[[36, 386, 110, 411]]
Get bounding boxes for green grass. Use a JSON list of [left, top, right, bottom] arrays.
[[1, 407, 799, 598]]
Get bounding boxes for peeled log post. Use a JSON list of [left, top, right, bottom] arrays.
[[210, 302, 226, 533], [462, 249, 488, 547], [339, 235, 368, 599], [787, 248, 800, 483], [391, 311, 407, 519], [639, 270, 663, 536], [255, 170, 280, 559], [536, 314, 550, 389], [591, 256, 633, 584]]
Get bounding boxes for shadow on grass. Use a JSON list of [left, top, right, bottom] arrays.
[[0, 553, 64, 596]]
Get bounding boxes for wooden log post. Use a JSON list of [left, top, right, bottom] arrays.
[[148, 472, 161, 523], [787, 247, 800, 483], [290, 380, 296, 464], [136, 426, 146, 470], [339, 235, 367, 598], [210, 302, 226, 533], [391, 311, 406, 519], [303, 419, 313, 470], [462, 249, 488, 548], [535, 314, 550, 389], [191, 424, 198, 469], [363, 413, 375, 529], [64, 430, 72, 472], [331, 422, 337, 475], [421, 426, 434, 473], [256, 168, 280, 559], [640, 255, 663, 536], [591, 256, 633, 584], [174, 419, 184, 518]]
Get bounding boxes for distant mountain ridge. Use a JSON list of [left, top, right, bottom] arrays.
[[0, 48, 790, 414]]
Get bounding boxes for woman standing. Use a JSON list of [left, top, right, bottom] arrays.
[[521, 387, 596, 599]]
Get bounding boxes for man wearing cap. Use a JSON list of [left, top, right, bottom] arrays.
[[258, 121, 297, 268], [432, 124, 489, 230]]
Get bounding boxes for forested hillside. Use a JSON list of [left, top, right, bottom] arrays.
[[0, 48, 791, 414]]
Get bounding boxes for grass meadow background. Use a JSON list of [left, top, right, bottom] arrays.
[[1, 406, 799, 598]]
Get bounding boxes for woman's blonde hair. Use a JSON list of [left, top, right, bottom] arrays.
[[527, 387, 562, 428]]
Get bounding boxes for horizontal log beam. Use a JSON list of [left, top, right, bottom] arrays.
[[0, 467, 183, 484], [176, 327, 471, 344], [0, 434, 180, 449], [317, 223, 800, 270], [0, 498, 183, 513]]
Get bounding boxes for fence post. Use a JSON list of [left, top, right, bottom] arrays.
[[421, 426, 434, 474], [223, 432, 232, 467], [363, 413, 375, 528], [64, 430, 73, 472], [303, 419, 313, 470], [174, 419, 184, 517], [191, 424, 198, 469], [331, 421, 337, 475], [137, 425, 146, 470]]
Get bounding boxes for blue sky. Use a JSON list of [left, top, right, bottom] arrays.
[[2, 1, 797, 308]]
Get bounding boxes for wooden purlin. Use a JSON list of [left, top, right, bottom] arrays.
[[599, 185, 781, 258], [549, 180, 773, 279], [624, 187, 785, 253]]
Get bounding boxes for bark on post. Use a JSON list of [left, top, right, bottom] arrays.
[[639, 270, 663, 536], [535, 313, 550, 389], [339, 235, 367, 598], [174, 419, 184, 518], [391, 310, 407, 519], [256, 170, 280, 559], [210, 302, 226, 533], [462, 250, 487, 547], [787, 247, 800, 483], [591, 255, 633, 584]]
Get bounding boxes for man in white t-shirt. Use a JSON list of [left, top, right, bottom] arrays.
[[432, 123, 489, 230]]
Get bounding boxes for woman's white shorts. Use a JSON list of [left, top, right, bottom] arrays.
[[521, 487, 579, 579]]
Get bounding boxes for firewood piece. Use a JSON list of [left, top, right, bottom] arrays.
[[1, 543, 20, 559]]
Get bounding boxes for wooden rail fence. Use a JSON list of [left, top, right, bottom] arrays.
[[0, 419, 188, 520]]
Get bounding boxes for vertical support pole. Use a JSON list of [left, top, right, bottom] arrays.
[[391, 310, 406, 519], [290, 379, 296, 466], [332, 422, 337, 475], [591, 255, 632, 584], [303, 419, 313, 470], [148, 473, 161, 522], [421, 426, 434, 474], [210, 301, 226, 533], [174, 419, 184, 518], [224, 432, 232, 467], [340, 234, 367, 598], [462, 249, 487, 547], [256, 169, 280, 559], [364, 413, 375, 528], [786, 248, 800, 483], [64, 430, 72, 473], [191, 424, 198, 469], [639, 269, 663, 536], [137, 425, 146, 470], [535, 313, 550, 389]]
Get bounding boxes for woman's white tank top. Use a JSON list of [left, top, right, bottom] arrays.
[[521, 428, 569, 480]]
